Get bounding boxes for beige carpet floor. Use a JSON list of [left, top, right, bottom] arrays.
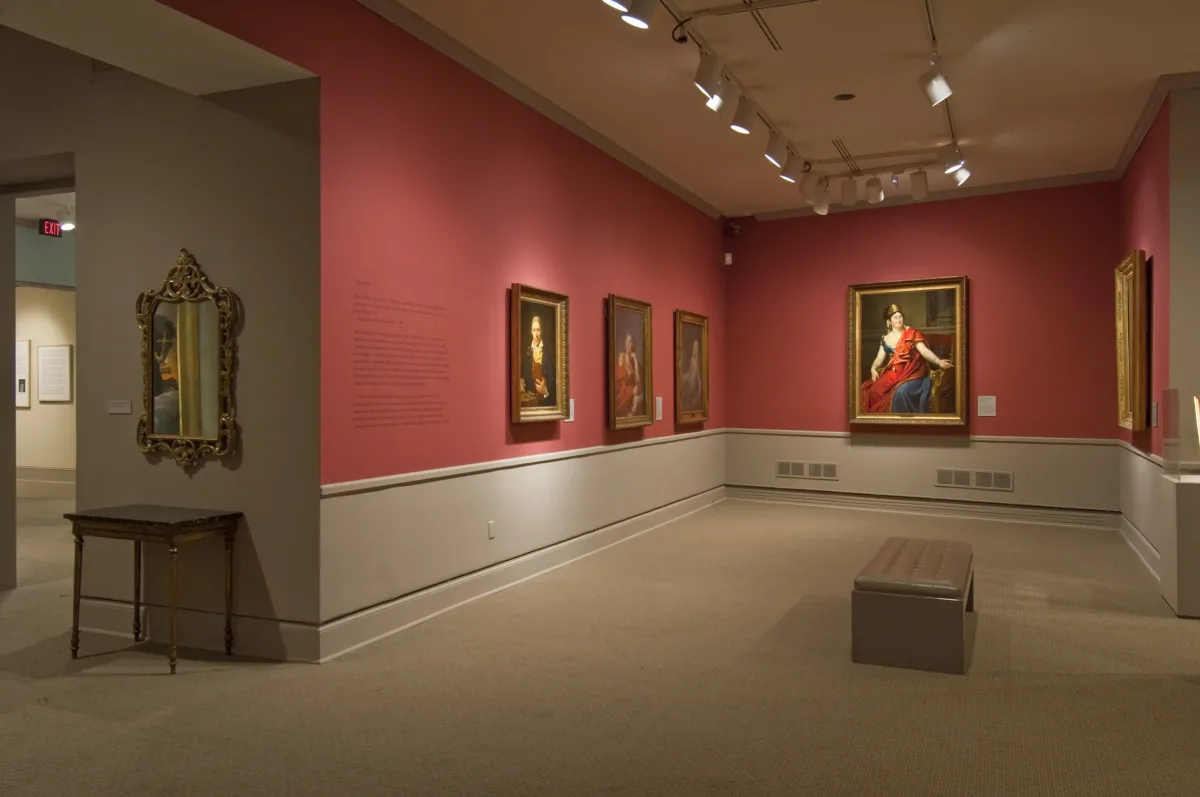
[[2, 498, 1199, 796]]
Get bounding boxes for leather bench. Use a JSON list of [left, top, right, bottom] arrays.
[[851, 536, 975, 675]]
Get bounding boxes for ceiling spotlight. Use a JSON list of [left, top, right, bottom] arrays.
[[910, 169, 929, 201], [764, 131, 788, 168], [938, 143, 964, 173], [813, 201, 829, 216], [891, 173, 901, 187], [730, 98, 757, 135], [866, 176, 884, 204], [918, 57, 953, 106], [621, 0, 656, 28], [694, 52, 723, 99], [60, 207, 76, 231], [780, 153, 805, 183], [841, 177, 859, 207], [602, 0, 630, 10], [706, 79, 732, 112], [954, 166, 971, 187]]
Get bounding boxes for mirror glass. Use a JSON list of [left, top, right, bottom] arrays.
[[150, 297, 221, 440]]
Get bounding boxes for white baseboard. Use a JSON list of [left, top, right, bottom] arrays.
[[79, 486, 726, 664], [726, 485, 1119, 530], [78, 597, 319, 663], [16, 466, 75, 499], [1119, 516, 1161, 582], [316, 486, 726, 663]]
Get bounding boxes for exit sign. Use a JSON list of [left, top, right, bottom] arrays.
[[38, 219, 63, 237]]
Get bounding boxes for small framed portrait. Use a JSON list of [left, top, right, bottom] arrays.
[[848, 276, 968, 426], [1114, 250, 1148, 431], [674, 309, 709, 424], [510, 283, 570, 423], [608, 294, 653, 430]]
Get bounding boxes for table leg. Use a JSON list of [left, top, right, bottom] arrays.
[[224, 530, 234, 655], [133, 541, 143, 642], [70, 531, 83, 659], [168, 543, 179, 674]]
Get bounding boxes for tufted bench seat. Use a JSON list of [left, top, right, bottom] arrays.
[[851, 536, 975, 675]]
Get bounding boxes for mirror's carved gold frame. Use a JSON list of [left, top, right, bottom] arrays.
[[136, 248, 239, 468], [1115, 250, 1148, 431]]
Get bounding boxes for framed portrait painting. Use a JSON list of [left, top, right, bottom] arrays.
[[608, 294, 653, 430], [510, 283, 570, 423], [847, 276, 968, 426], [674, 310, 709, 424], [1114, 250, 1148, 431]]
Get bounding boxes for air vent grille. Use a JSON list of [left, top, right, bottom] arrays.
[[936, 468, 1015, 492], [774, 461, 839, 482]]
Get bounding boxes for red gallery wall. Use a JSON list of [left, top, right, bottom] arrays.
[[1119, 99, 1170, 456], [726, 182, 1122, 439], [158, 0, 727, 485]]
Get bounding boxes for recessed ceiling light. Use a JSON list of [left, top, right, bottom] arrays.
[[834, 93, 856, 102]]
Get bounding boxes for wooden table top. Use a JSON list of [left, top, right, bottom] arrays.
[[64, 504, 243, 528]]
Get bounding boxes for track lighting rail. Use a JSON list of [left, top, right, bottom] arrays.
[[684, 0, 818, 21]]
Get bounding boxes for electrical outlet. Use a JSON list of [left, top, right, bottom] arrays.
[[487, 520, 495, 540]]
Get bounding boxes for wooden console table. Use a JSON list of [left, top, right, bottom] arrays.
[[64, 505, 243, 674]]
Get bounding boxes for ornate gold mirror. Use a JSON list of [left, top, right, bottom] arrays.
[[136, 249, 239, 468]]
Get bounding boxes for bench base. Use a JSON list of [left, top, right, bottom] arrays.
[[851, 570, 974, 675]]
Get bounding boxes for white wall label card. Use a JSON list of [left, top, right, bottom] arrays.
[[1152, 401, 1159, 428], [655, 396, 663, 421], [566, 398, 575, 423], [107, 400, 133, 415], [37, 344, 73, 403], [977, 395, 997, 417], [15, 340, 30, 408]]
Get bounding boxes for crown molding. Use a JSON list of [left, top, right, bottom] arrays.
[[1113, 72, 1200, 179], [355, 0, 724, 220], [752, 170, 1115, 221]]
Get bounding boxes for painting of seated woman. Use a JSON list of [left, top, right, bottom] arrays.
[[847, 277, 968, 426], [608, 294, 653, 430]]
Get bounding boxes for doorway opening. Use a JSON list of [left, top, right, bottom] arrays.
[[13, 190, 77, 587]]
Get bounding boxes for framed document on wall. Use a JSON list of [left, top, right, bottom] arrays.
[[15, 340, 30, 408], [37, 344, 73, 403]]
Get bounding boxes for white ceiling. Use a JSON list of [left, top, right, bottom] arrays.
[[14, 192, 75, 222], [370, 0, 1200, 218], [0, 0, 311, 95]]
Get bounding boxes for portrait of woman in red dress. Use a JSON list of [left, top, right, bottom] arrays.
[[607, 295, 653, 429], [861, 303, 954, 415], [613, 330, 644, 418]]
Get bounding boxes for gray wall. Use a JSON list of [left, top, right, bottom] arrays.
[[0, 27, 321, 627], [1, 197, 14, 590], [16, 224, 75, 287]]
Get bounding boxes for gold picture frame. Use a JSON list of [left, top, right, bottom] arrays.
[[1115, 250, 1148, 431], [608, 294, 653, 430], [510, 283, 570, 423], [674, 309, 709, 424], [847, 276, 968, 426], [136, 248, 240, 468]]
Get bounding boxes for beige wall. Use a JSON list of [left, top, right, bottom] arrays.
[[0, 197, 14, 590], [726, 431, 1121, 515], [320, 432, 727, 620], [15, 286, 76, 478], [1170, 88, 1200, 467], [0, 29, 321, 630]]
